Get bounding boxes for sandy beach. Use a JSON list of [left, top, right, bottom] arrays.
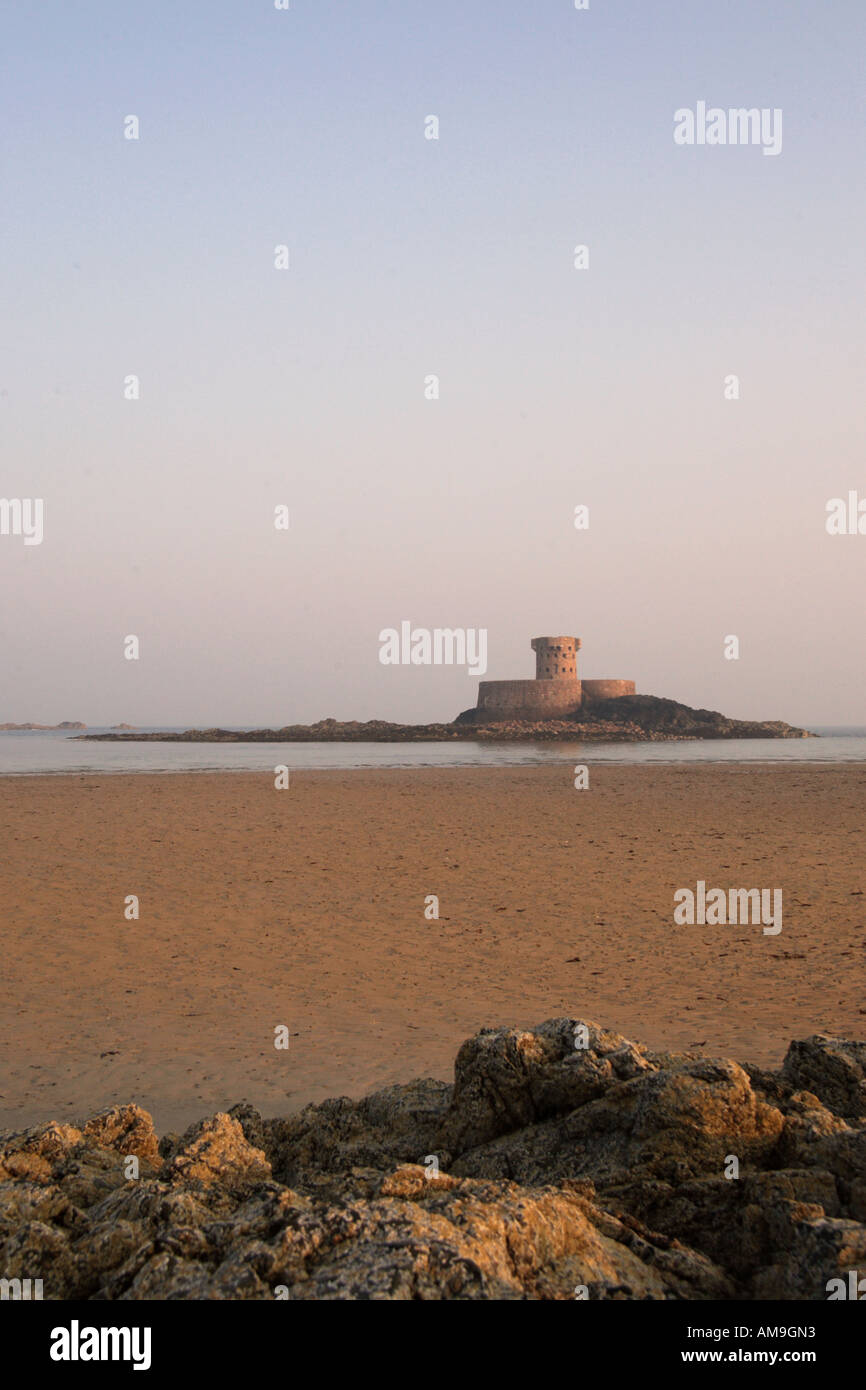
[[2, 764, 864, 1134]]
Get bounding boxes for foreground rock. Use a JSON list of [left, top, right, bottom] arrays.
[[1, 1023, 863, 1299]]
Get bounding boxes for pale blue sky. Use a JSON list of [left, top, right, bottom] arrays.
[[1, 1, 863, 724]]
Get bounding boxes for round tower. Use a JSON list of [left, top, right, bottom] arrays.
[[530, 635, 581, 680]]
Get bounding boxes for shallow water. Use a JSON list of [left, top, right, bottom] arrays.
[[0, 727, 864, 774]]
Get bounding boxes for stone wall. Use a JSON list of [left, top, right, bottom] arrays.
[[476, 678, 583, 721], [581, 679, 637, 704]]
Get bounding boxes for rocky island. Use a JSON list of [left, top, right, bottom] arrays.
[[76, 632, 815, 743], [2, 1019, 863, 1299], [0, 721, 86, 731], [77, 695, 813, 743]]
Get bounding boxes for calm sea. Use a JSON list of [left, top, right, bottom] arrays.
[[0, 727, 865, 774]]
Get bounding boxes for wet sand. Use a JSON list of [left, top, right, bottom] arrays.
[[1, 765, 864, 1133]]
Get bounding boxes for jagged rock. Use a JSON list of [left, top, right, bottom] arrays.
[[83, 1105, 160, 1162], [274, 1169, 732, 1301], [599, 1170, 846, 1295], [443, 1031, 782, 1189], [0, 1151, 52, 1185], [4, 1121, 83, 1163], [781, 1035, 866, 1121], [436, 1019, 652, 1158], [0, 1181, 77, 1241], [1, 1019, 864, 1299], [753, 1214, 866, 1299], [775, 1090, 851, 1172], [788, 1127, 866, 1222], [167, 1114, 272, 1190], [1, 1219, 77, 1292], [564, 1057, 784, 1182], [260, 1078, 452, 1187]]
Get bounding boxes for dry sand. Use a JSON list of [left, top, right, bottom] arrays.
[[1, 765, 864, 1134]]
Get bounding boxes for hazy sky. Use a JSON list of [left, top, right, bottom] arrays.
[[1, 1, 863, 726]]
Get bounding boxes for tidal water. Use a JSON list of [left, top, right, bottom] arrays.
[[0, 727, 864, 775]]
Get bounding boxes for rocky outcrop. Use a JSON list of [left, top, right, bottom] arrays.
[[76, 697, 814, 744], [580, 694, 814, 739], [0, 721, 86, 731], [780, 1035, 866, 1120], [1, 1023, 863, 1300], [456, 694, 813, 739]]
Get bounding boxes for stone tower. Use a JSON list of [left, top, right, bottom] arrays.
[[459, 632, 635, 724], [531, 635, 581, 680]]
